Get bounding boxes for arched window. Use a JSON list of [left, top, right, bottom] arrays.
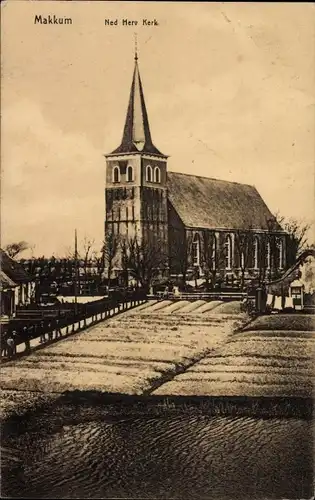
[[192, 233, 200, 267], [154, 166, 161, 183], [146, 165, 152, 182], [127, 165, 134, 182], [211, 236, 217, 269], [253, 237, 259, 269], [278, 239, 284, 269], [266, 241, 271, 269], [240, 252, 245, 269], [112, 166, 120, 183], [225, 234, 232, 270]]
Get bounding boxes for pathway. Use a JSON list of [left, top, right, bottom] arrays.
[[1, 300, 247, 417]]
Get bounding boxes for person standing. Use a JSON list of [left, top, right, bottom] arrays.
[[47, 322, 53, 341], [11, 330, 18, 356], [22, 326, 31, 354], [6, 334, 14, 359], [55, 319, 62, 339], [28, 324, 34, 342], [39, 320, 46, 344], [1, 333, 8, 358]]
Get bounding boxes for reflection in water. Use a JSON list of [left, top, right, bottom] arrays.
[[2, 414, 313, 499]]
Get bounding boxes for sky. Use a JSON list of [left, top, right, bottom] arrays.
[[1, 1, 314, 257]]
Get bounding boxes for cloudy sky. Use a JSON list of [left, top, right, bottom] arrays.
[[1, 1, 314, 257]]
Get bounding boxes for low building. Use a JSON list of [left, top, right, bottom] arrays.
[[0, 270, 18, 317], [266, 249, 315, 311], [0, 248, 35, 316]]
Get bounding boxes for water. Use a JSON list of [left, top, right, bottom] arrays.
[[2, 407, 313, 500]]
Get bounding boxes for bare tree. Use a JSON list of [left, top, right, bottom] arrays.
[[234, 228, 255, 291], [29, 244, 36, 258], [81, 237, 95, 293], [275, 213, 310, 267], [201, 230, 217, 290], [126, 236, 168, 291], [120, 238, 130, 287], [169, 230, 193, 288], [4, 241, 29, 259], [93, 245, 106, 284], [257, 233, 270, 285], [104, 231, 119, 289]]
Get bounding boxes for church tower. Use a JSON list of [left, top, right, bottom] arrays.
[[104, 48, 169, 273]]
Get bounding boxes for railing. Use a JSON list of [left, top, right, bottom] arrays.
[[153, 291, 249, 301], [1, 291, 147, 352]]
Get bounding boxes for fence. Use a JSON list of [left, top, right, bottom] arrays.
[[153, 291, 249, 302], [2, 291, 147, 350]]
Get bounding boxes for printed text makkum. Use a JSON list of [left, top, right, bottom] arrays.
[[33, 15, 159, 26]]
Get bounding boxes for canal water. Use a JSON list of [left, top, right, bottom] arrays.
[[2, 407, 313, 499]]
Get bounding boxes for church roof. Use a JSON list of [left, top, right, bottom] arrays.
[[110, 58, 165, 157], [167, 172, 282, 231]]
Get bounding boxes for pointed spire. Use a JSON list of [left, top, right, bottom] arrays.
[[110, 42, 165, 157], [134, 32, 138, 62]]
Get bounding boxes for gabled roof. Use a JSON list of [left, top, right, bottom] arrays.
[[267, 249, 315, 286], [0, 270, 18, 290], [167, 171, 282, 231], [0, 248, 32, 283], [110, 58, 165, 157], [266, 249, 315, 295]]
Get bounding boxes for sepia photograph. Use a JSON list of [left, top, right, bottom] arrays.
[[1, 1, 314, 499]]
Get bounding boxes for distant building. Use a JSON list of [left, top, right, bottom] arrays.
[[0, 248, 34, 316], [104, 52, 287, 285], [267, 249, 315, 311]]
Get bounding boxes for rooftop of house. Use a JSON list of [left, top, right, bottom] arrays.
[[0, 249, 32, 284], [0, 270, 18, 290]]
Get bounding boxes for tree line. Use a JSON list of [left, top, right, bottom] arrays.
[[4, 214, 312, 293]]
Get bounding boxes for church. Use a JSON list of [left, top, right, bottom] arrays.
[[104, 51, 287, 287]]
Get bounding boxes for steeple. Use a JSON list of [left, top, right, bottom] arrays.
[[110, 45, 165, 157]]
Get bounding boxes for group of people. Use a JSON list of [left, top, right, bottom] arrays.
[[1, 318, 63, 360], [160, 285, 181, 299], [1, 331, 18, 359]]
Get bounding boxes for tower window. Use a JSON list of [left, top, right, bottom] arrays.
[[154, 166, 161, 183], [113, 166, 120, 183], [225, 234, 232, 270], [127, 165, 134, 182], [146, 165, 152, 182]]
